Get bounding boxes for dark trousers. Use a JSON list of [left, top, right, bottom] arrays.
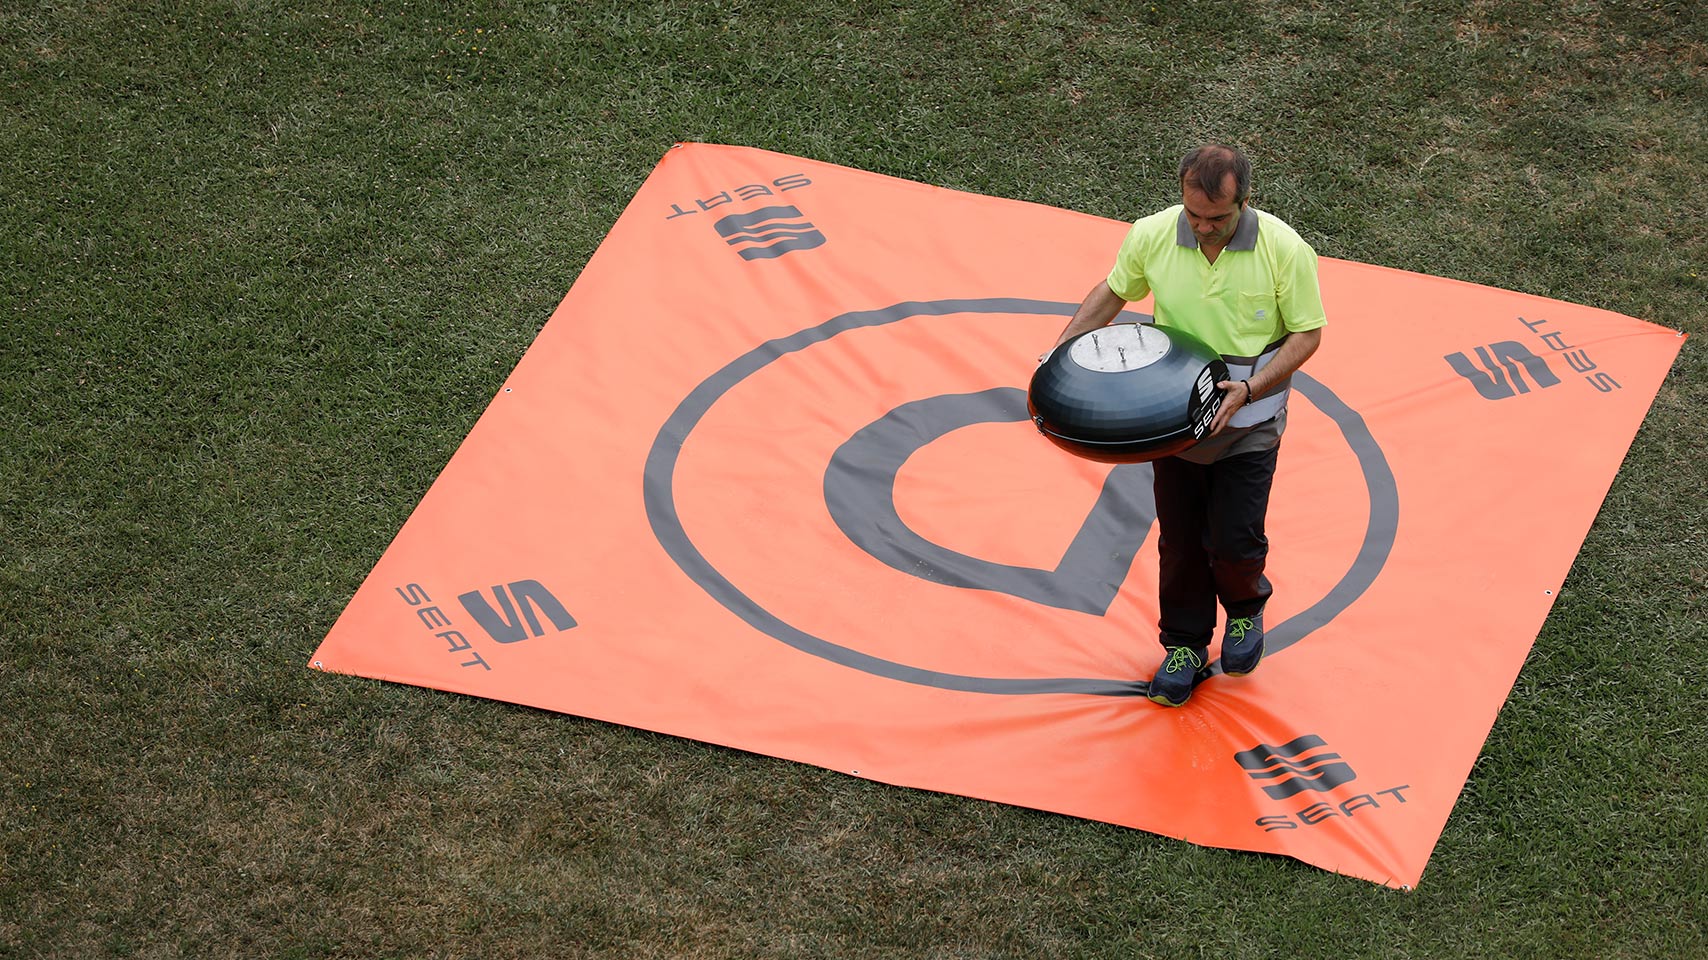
[[1152, 444, 1280, 649]]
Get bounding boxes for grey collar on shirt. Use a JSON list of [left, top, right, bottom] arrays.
[[1176, 206, 1259, 252]]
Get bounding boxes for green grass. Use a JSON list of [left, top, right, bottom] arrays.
[[3, 0, 1704, 956]]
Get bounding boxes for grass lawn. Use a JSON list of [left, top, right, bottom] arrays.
[[3, 1, 1703, 956]]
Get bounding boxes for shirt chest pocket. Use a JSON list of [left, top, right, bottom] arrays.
[[1236, 291, 1280, 338]]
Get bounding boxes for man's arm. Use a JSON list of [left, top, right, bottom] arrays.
[[1046, 281, 1129, 356], [1208, 326, 1323, 435]]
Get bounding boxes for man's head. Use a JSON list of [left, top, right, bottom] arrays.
[[1178, 144, 1251, 251]]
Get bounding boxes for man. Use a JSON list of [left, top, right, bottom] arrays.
[[1048, 144, 1327, 707]]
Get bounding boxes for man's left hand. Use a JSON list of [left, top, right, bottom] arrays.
[[1209, 379, 1250, 436]]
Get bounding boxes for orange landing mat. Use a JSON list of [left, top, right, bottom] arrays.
[[312, 143, 1685, 887]]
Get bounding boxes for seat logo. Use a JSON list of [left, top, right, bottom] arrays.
[[1445, 341, 1561, 400], [714, 205, 826, 260], [1235, 734, 1357, 799], [458, 579, 577, 644]]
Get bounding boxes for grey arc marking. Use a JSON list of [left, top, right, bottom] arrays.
[[823, 388, 1154, 615], [642, 299, 1398, 697]]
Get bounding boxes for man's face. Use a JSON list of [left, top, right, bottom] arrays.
[[1181, 172, 1245, 250]]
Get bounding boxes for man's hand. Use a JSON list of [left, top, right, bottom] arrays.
[[1209, 379, 1250, 436], [1206, 327, 1324, 436]]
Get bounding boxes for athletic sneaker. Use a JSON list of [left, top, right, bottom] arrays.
[[1148, 645, 1211, 707], [1221, 611, 1265, 677]]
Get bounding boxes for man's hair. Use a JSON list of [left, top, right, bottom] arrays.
[[1178, 144, 1251, 205]]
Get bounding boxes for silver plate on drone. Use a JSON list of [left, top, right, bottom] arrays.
[[1067, 324, 1171, 373]]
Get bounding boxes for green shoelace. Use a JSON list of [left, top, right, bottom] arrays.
[[1164, 647, 1205, 672], [1227, 617, 1256, 639]]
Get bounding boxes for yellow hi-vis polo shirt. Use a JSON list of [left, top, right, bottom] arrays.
[[1106, 204, 1327, 429]]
